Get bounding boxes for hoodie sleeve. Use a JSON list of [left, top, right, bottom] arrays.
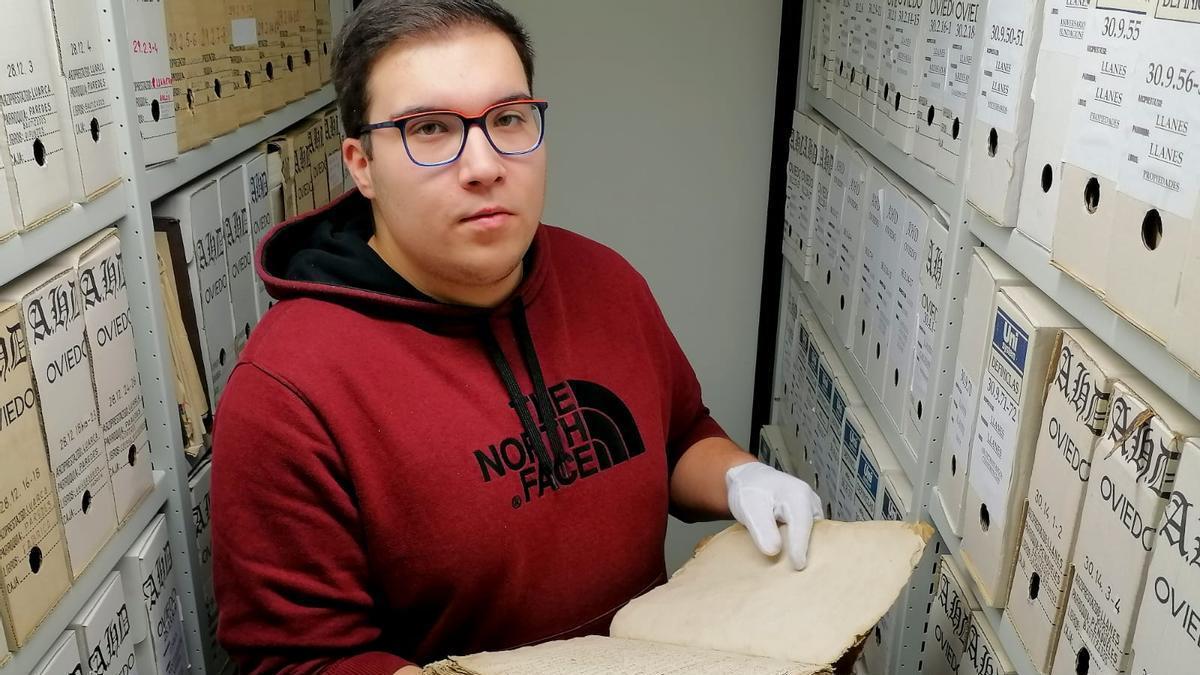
[[635, 280, 730, 475], [211, 363, 415, 675]]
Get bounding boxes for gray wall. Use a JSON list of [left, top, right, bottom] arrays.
[[501, 0, 782, 571]]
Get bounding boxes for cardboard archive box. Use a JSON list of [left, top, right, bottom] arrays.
[[0, 262, 118, 578], [960, 285, 1080, 607], [0, 301, 71, 647], [937, 248, 1027, 536], [120, 514, 190, 675], [1005, 329, 1136, 673], [1051, 375, 1200, 675], [124, 0, 178, 165], [67, 230, 154, 522]]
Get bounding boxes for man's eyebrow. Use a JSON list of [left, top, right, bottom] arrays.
[[388, 93, 534, 119]]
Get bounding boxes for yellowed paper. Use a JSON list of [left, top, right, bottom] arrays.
[[610, 520, 931, 665], [423, 635, 825, 675]]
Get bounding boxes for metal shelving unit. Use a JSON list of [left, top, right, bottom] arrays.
[[0, 1, 352, 672], [0, 474, 168, 675]]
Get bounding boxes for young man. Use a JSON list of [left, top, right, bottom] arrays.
[[210, 1, 820, 673]]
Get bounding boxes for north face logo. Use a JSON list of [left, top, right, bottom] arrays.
[[472, 379, 646, 509]]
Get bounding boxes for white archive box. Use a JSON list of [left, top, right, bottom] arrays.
[[879, 0, 927, 152], [66, 230, 154, 523], [922, 556, 980, 675], [1051, 375, 1200, 675], [809, 0, 835, 93], [0, 262, 118, 579], [1006, 329, 1136, 674], [858, 0, 886, 128], [905, 205, 950, 451], [783, 112, 821, 278], [189, 459, 230, 673], [124, 0, 177, 166], [241, 149, 273, 320], [0, 301, 72, 648], [154, 177, 236, 407], [779, 275, 805, 434], [962, 610, 1016, 675], [29, 632, 83, 675], [1051, 0, 1155, 295], [934, 0, 981, 182], [833, 0, 864, 115], [811, 136, 848, 318], [912, 0, 953, 174], [960, 285, 1080, 608], [834, 407, 884, 523], [825, 0, 848, 101], [861, 454, 911, 675], [322, 108, 344, 199], [70, 572, 144, 675], [849, 167, 887, 379], [810, 126, 839, 287], [880, 190, 930, 436], [1103, 2, 1200, 344], [826, 147, 868, 345], [1126, 438, 1200, 675], [1170, 223, 1200, 375], [45, 0, 122, 202], [1014, 0, 1093, 250], [967, 0, 1045, 228], [936, 249, 1028, 537], [865, 178, 904, 401], [0, 0, 73, 231], [217, 162, 257, 353], [120, 514, 190, 675]]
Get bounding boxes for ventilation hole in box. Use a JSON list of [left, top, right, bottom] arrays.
[[926, 105, 935, 126], [860, 319, 867, 336], [90, 117, 100, 142], [1142, 209, 1163, 251], [952, 117, 961, 140], [894, 91, 901, 111], [82, 490, 92, 514], [1041, 164, 1053, 193], [874, 626, 882, 645], [875, 342, 881, 359], [187, 88, 195, 110], [825, 503, 833, 519], [245, 71, 252, 88], [988, 128, 998, 157], [884, 83, 890, 101], [850, 69, 856, 84], [917, 401, 923, 420], [866, 74, 871, 90], [980, 503, 990, 532], [951, 454, 957, 476], [287, 54, 295, 72], [814, 473, 820, 490], [29, 546, 42, 574], [1030, 572, 1041, 600], [323, 42, 329, 56], [304, 49, 312, 67], [245, 324, 251, 340], [33, 139, 45, 166], [1084, 177, 1101, 214], [839, 295, 845, 311], [825, 270, 832, 286], [266, 61, 275, 80], [893, 368, 899, 387], [151, 99, 160, 121], [1076, 648, 1090, 675], [816, 252, 821, 267], [214, 79, 223, 98], [128, 444, 137, 466], [839, 60, 845, 76], [219, 347, 227, 366]]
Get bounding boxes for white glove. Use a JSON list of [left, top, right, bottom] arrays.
[[726, 461, 823, 570]]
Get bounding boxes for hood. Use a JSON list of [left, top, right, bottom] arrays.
[[256, 190, 567, 484]]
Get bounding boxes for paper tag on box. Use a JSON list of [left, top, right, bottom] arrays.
[[978, 0, 1038, 134], [231, 18, 257, 47], [1114, 3, 1200, 219], [1041, 0, 1096, 56]]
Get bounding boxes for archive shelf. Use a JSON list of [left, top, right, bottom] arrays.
[[927, 489, 1040, 675], [808, 95, 960, 211], [0, 186, 129, 287], [146, 85, 336, 202], [0, 473, 169, 675], [967, 205, 1200, 421]]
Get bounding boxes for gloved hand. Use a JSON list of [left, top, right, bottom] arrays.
[[726, 461, 823, 570]]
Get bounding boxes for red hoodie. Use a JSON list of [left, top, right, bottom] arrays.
[[210, 191, 728, 674]]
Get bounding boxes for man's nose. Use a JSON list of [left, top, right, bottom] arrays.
[[457, 124, 505, 186]]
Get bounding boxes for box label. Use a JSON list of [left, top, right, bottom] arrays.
[[977, 0, 1036, 133]]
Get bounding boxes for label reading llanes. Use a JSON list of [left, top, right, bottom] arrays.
[[1116, 1, 1200, 218], [977, 0, 1037, 134], [1062, 0, 1156, 180], [968, 308, 1029, 531]]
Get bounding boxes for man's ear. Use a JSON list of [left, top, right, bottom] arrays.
[[343, 137, 375, 199]]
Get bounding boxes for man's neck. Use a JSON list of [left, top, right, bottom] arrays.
[[367, 233, 523, 309]]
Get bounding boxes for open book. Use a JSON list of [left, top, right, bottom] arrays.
[[424, 519, 933, 674]]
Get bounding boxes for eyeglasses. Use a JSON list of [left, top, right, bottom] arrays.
[[358, 99, 548, 167]]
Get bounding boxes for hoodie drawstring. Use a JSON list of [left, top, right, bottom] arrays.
[[479, 297, 565, 488]]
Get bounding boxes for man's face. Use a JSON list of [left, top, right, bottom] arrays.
[[346, 25, 546, 302]]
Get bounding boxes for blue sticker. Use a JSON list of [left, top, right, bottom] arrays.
[[992, 308, 1030, 375]]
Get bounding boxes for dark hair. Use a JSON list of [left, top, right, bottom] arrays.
[[333, 0, 535, 149]]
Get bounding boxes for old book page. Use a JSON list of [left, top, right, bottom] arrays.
[[609, 520, 932, 665], [422, 635, 827, 675]]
